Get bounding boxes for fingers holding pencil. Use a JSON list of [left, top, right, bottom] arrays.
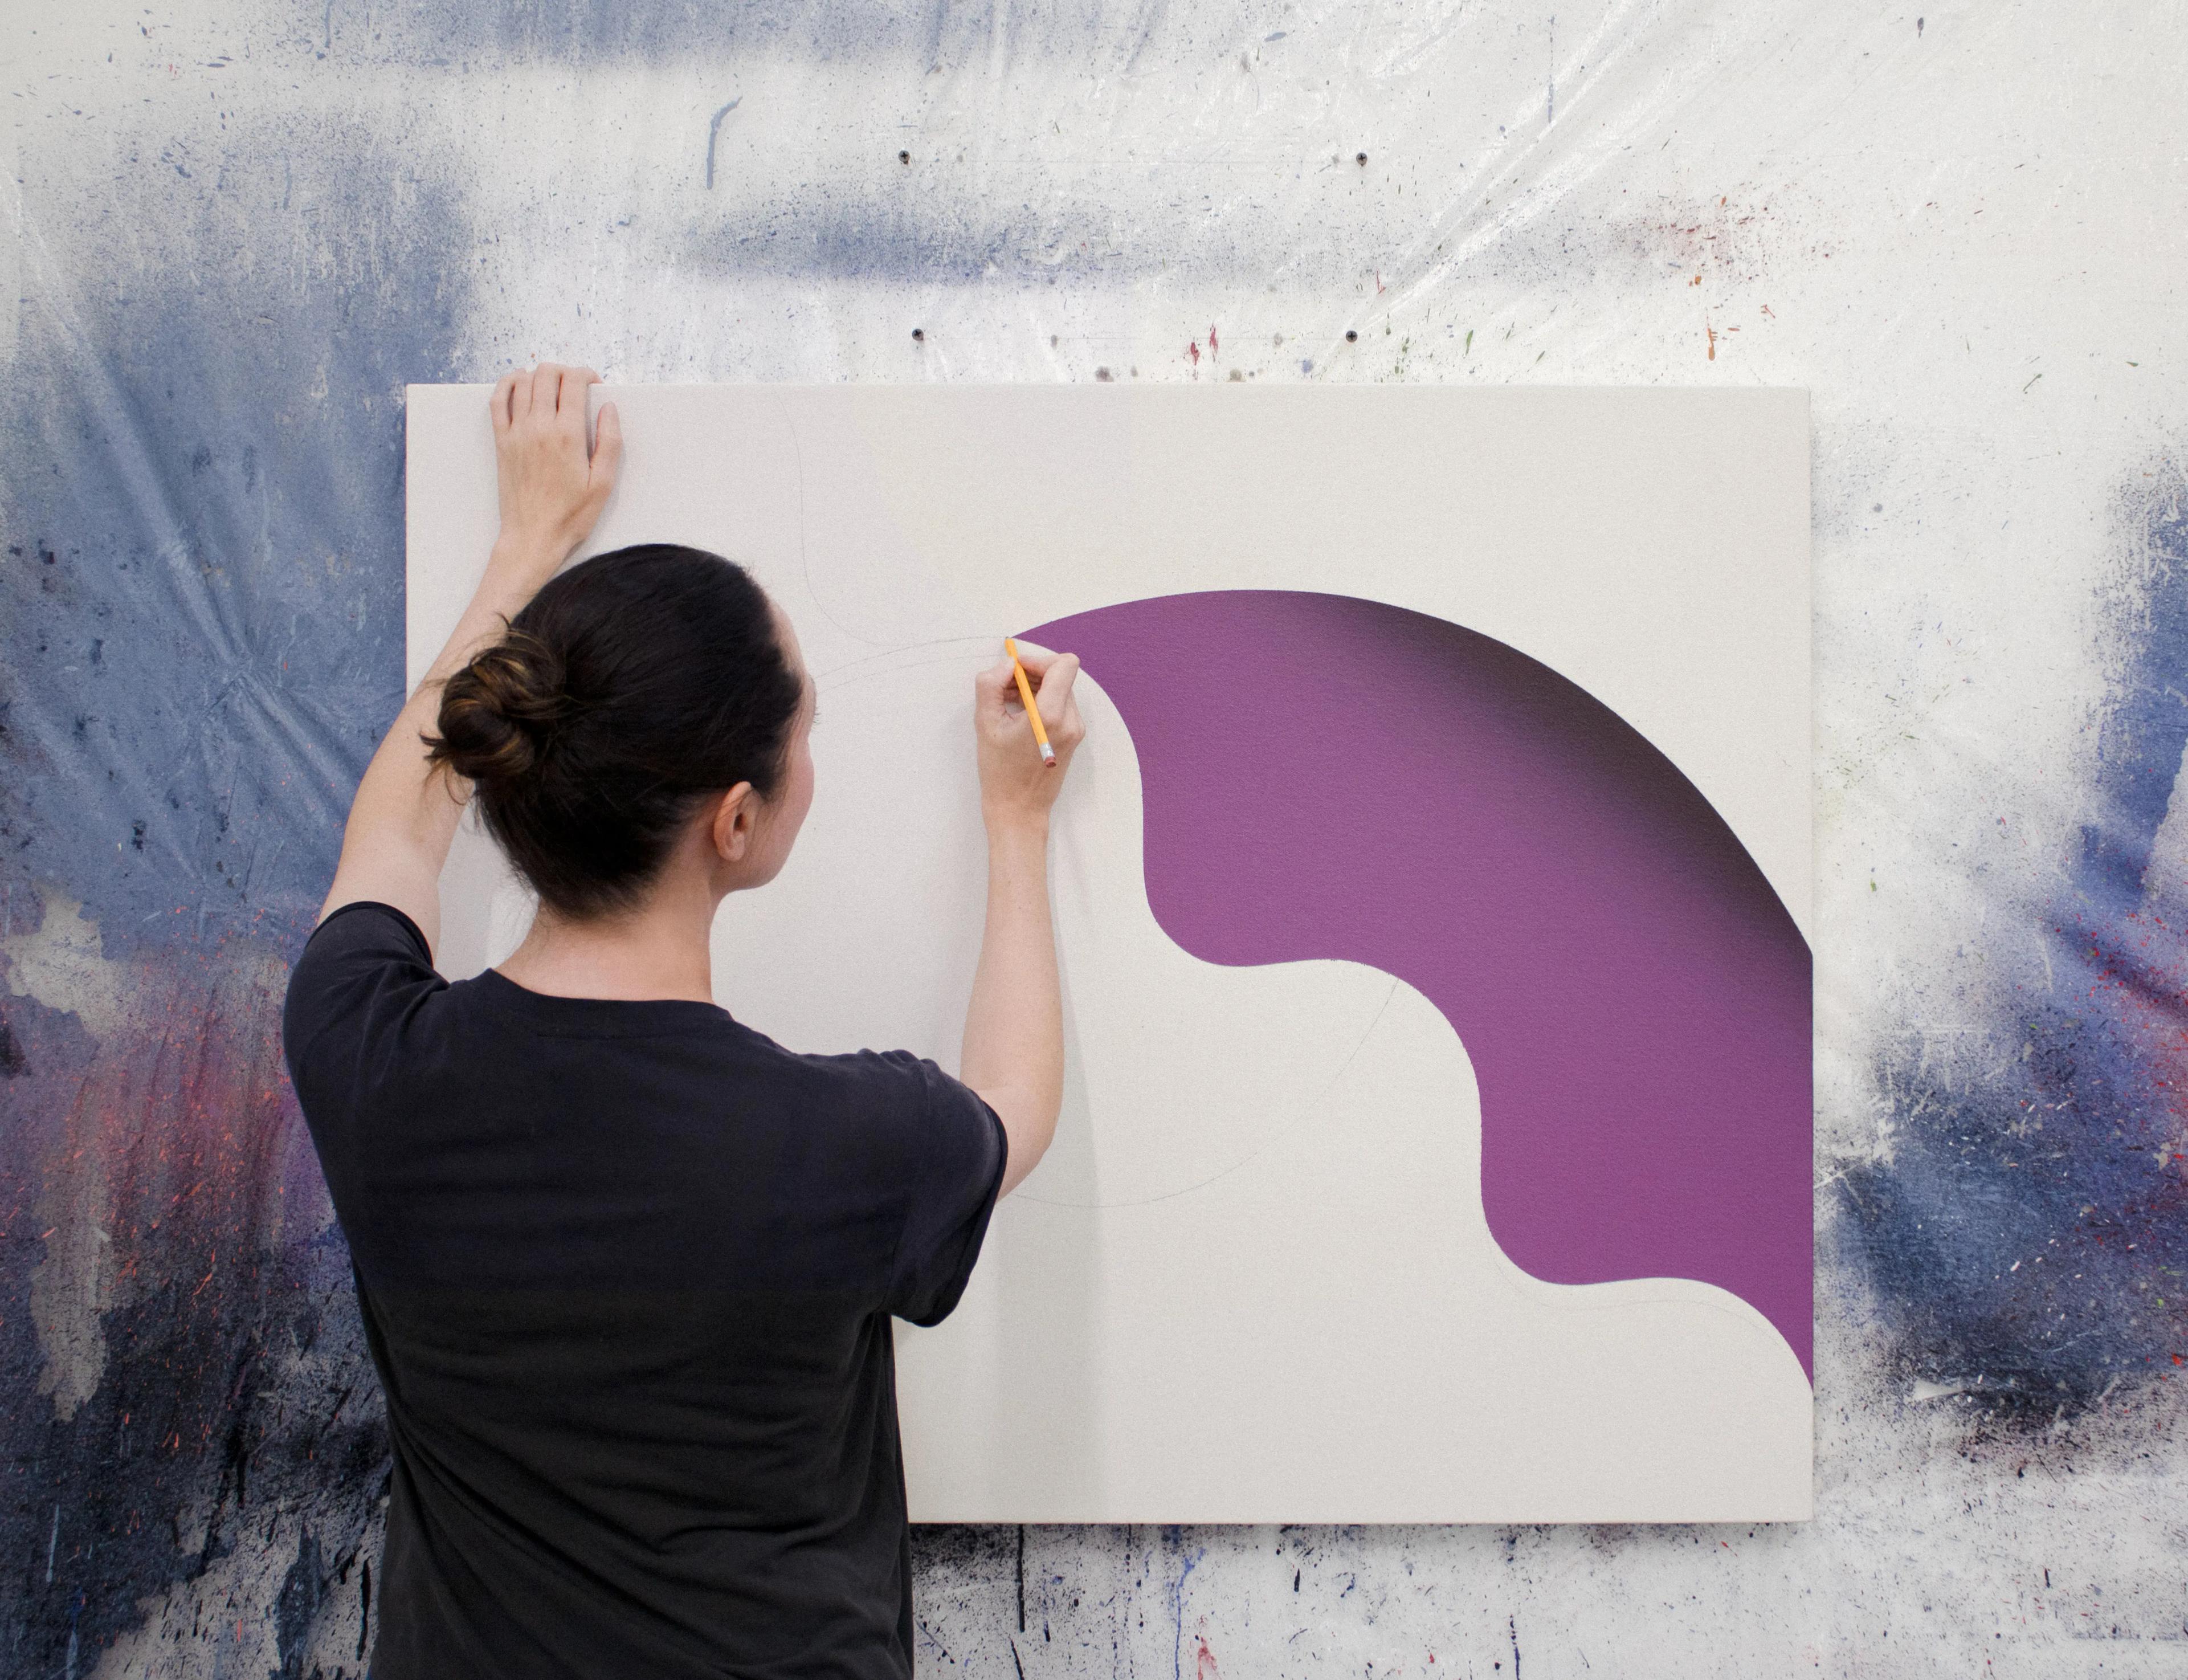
[[1018, 646, 1085, 755], [1009, 640, 1088, 764], [973, 642, 1084, 824], [1006, 646, 1056, 766]]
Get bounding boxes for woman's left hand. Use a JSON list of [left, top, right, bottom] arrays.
[[489, 362, 622, 575]]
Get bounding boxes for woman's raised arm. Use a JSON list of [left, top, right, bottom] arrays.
[[961, 647, 1084, 1196], [317, 364, 621, 954]]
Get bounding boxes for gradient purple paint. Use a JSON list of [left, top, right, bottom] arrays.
[[1028, 591, 1813, 1376]]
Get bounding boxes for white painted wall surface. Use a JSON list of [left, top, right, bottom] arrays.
[[6, 1, 2184, 1674]]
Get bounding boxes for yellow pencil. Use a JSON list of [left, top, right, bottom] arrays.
[[1004, 638, 1058, 768]]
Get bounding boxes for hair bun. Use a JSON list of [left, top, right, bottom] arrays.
[[424, 629, 574, 785]]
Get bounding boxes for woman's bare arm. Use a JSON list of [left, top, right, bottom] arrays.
[[317, 364, 621, 953], [960, 648, 1084, 1196]]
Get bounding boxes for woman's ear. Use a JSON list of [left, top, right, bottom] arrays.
[[711, 783, 757, 863]]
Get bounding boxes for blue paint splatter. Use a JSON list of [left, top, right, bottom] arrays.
[[0, 93, 473, 1663], [2, 127, 474, 949], [1839, 464, 2188, 1411], [336, 0, 1165, 71], [1168, 1530, 1205, 1680]]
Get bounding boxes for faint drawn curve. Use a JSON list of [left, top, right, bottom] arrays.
[[773, 395, 892, 651], [1015, 978, 1403, 1212]]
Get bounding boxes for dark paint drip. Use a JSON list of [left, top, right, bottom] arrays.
[[0, 94, 469, 1660], [1839, 466, 2188, 1410]]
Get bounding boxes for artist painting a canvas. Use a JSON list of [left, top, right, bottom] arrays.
[[289, 370, 1810, 1668], [403, 377, 1813, 1519]]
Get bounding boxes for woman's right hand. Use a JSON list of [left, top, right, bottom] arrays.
[[964, 646, 1083, 1192], [973, 646, 1084, 830]]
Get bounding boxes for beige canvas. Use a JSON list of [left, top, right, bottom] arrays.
[[405, 384, 1813, 1522]]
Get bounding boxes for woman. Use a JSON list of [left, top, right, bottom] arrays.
[[282, 364, 1084, 1677]]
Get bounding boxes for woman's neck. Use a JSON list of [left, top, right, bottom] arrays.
[[495, 876, 720, 1004]]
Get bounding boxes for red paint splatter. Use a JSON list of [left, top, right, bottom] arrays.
[[1187, 340, 1201, 370], [0, 931, 333, 1474], [1195, 1636, 1222, 1680], [1208, 324, 1219, 357]]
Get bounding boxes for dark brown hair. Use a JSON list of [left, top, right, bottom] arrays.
[[424, 544, 803, 919]]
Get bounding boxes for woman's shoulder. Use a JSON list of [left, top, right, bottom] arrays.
[[284, 902, 443, 1047], [771, 1044, 994, 1153]]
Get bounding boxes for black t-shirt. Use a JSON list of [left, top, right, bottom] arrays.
[[281, 902, 1007, 1679]]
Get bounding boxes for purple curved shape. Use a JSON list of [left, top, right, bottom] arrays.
[[1027, 591, 1813, 1377]]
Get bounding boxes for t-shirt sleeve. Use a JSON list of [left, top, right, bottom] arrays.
[[281, 900, 446, 1141], [883, 1059, 1010, 1327]]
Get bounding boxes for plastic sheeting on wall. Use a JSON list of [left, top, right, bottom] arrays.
[[2, 2, 2183, 1671]]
